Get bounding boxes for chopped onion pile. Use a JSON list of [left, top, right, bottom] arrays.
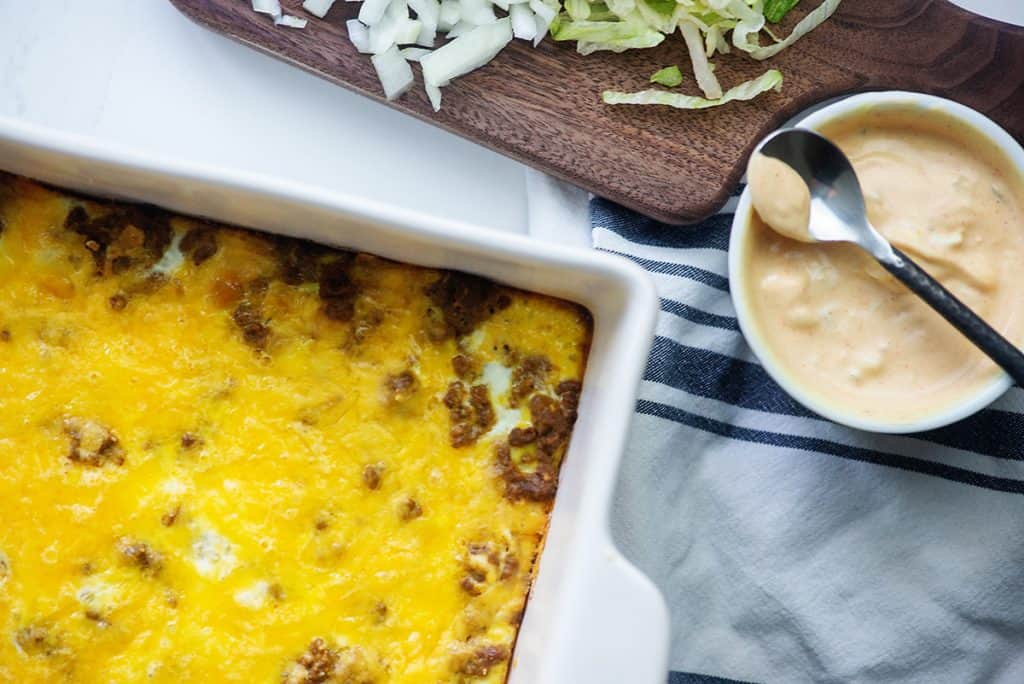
[[248, 0, 841, 110]]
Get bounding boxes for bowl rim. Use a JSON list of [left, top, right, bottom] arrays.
[[729, 90, 1024, 434]]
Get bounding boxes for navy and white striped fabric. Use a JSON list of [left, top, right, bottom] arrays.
[[592, 195, 1024, 684]]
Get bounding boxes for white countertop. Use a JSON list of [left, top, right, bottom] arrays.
[[1, 0, 1020, 238], [0, 0, 531, 234]]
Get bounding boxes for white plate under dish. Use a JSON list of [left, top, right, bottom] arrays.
[[0, 117, 670, 683]]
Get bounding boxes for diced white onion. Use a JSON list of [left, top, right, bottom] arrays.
[[408, 0, 440, 46], [369, 14, 401, 52], [509, 3, 536, 41], [422, 17, 512, 86], [400, 47, 432, 61], [529, 0, 555, 46], [371, 46, 415, 99], [448, 21, 479, 38], [396, 17, 424, 44], [425, 82, 443, 111], [302, 0, 337, 17], [492, 0, 510, 10], [459, 0, 496, 25], [528, 0, 555, 25], [387, 0, 409, 20], [416, 26, 437, 47], [252, 0, 282, 17], [347, 19, 373, 52], [274, 14, 309, 27], [445, 20, 473, 38], [438, 0, 460, 31], [358, 0, 392, 26]]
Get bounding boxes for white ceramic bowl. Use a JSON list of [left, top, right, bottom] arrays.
[[729, 91, 1024, 434], [0, 117, 669, 683]]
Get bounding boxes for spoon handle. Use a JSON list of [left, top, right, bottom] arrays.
[[881, 247, 1024, 387]]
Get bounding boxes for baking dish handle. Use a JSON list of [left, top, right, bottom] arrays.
[[561, 540, 671, 683]]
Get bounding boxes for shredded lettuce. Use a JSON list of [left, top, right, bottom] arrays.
[[650, 65, 683, 87], [745, 0, 841, 59], [558, 0, 840, 106], [763, 0, 800, 23], [603, 68, 782, 109]]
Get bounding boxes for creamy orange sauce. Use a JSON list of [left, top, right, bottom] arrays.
[[743, 108, 1024, 424], [747, 153, 812, 242]]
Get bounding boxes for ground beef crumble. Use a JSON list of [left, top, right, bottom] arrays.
[[108, 293, 128, 311], [494, 382, 581, 502], [180, 227, 218, 265], [282, 639, 378, 684], [459, 539, 518, 596], [509, 355, 552, 407], [63, 416, 124, 467], [424, 272, 510, 340], [284, 638, 337, 684], [232, 300, 270, 350], [383, 370, 418, 405], [451, 354, 474, 379], [63, 203, 173, 275], [318, 259, 359, 322], [508, 426, 536, 446], [443, 381, 495, 447], [450, 642, 510, 678], [275, 236, 335, 286], [116, 537, 163, 576]]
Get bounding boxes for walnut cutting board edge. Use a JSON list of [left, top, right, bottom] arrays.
[[169, 0, 1024, 225]]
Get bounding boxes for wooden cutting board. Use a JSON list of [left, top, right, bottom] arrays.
[[169, 0, 1024, 224]]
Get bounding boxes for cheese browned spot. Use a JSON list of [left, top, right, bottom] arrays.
[[161, 504, 181, 527], [397, 496, 423, 521], [362, 463, 384, 490], [15, 624, 65, 657]]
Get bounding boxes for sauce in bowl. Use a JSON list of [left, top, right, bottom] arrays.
[[740, 106, 1024, 426]]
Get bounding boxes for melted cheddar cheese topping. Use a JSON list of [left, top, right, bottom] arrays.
[[0, 178, 591, 683]]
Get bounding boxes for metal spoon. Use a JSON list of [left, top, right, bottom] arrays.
[[754, 127, 1024, 386]]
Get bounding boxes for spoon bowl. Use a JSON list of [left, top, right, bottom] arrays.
[[754, 128, 897, 264]]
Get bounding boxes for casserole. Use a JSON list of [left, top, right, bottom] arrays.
[[0, 117, 669, 683]]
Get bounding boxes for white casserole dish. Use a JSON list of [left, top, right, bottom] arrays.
[[0, 117, 669, 683]]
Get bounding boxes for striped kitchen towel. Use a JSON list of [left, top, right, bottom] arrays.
[[592, 195, 1024, 684]]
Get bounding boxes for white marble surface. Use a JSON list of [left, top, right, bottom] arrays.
[[0, 0, 530, 234], [0, 0, 1020, 241]]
